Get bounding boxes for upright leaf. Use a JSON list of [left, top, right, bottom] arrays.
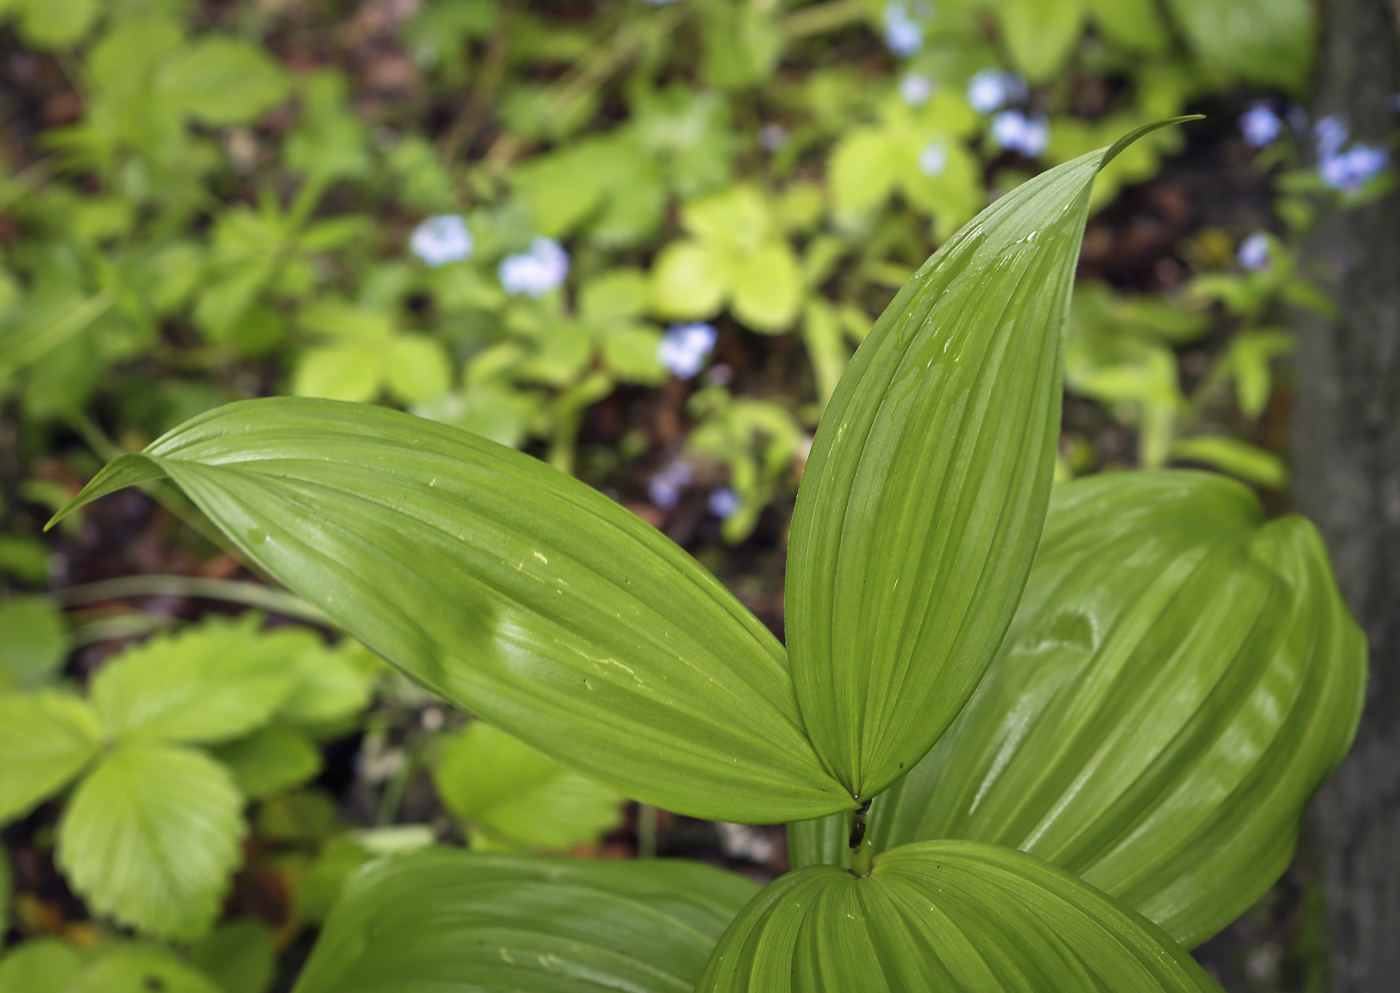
[[698, 841, 1220, 991], [0, 692, 100, 824], [49, 399, 848, 823], [293, 849, 759, 993], [57, 742, 244, 940], [786, 123, 1192, 801], [792, 471, 1365, 947]]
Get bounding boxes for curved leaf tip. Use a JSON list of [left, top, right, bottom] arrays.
[[46, 452, 170, 531], [1101, 115, 1205, 168]]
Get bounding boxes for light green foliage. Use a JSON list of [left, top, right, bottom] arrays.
[[0, 595, 67, 689], [211, 724, 323, 800], [790, 472, 1364, 947], [1164, 0, 1314, 91], [292, 849, 760, 993], [699, 842, 1216, 991], [0, 692, 100, 823], [652, 185, 803, 332], [58, 742, 244, 940], [191, 921, 278, 993], [432, 721, 622, 851], [64, 944, 222, 993], [0, 939, 83, 993], [293, 300, 452, 405]]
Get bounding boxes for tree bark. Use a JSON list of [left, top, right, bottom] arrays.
[[1293, 2, 1400, 990]]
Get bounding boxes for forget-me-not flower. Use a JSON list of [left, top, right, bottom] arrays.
[[1237, 233, 1270, 271], [967, 69, 1026, 114], [992, 110, 1049, 157], [1319, 144, 1390, 192], [657, 322, 717, 379], [918, 141, 948, 177], [1313, 116, 1348, 156], [648, 461, 694, 510], [1239, 103, 1281, 148], [499, 237, 570, 297], [883, 1, 925, 56], [709, 488, 741, 519], [900, 73, 934, 106], [410, 215, 473, 267]]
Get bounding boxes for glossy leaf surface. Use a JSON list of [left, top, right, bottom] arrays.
[[293, 848, 759, 993], [698, 841, 1220, 992], [786, 124, 1188, 800], [49, 398, 847, 823], [56, 742, 244, 940], [0, 692, 100, 823], [790, 471, 1365, 947]]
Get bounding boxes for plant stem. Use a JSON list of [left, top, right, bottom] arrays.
[[848, 798, 873, 877], [637, 803, 658, 859], [54, 575, 329, 626]]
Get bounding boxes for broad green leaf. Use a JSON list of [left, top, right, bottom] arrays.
[[433, 721, 622, 851], [385, 334, 452, 404], [0, 596, 67, 689], [274, 635, 379, 730], [791, 472, 1365, 948], [1086, 0, 1169, 51], [698, 841, 1219, 991], [90, 617, 296, 744], [828, 130, 898, 221], [191, 921, 277, 993], [67, 945, 222, 993], [786, 122, 1193, 803], [731, 243, 802, 332], [50, 399, 849, 823], [292, 848, 759, 993], [13, 0, 99, 49], [211, 723, 323, 799], [57, 742, 245, 940], [0, 692, 100, 823], [1000, 0, 1086, 82], [1164, 0, 1313, 91], [160, 38, 292, 125], [0, 939, 83, 993], [651, 242, 728, 319], [292, 345, 382, 403]]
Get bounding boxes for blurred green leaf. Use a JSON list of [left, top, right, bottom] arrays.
[[0, 596, 67, 689], [90, 617, 295, 744], [0, 691, 100, 823], [1165, 0, 1314, 90], [57, 742, 244, 941], [293, 848, 759, 993], [50, 399, 850, 823], [191, 921, 277, 993], [160, 38, 291, 125], [434, 721, 622, 851], [67, 944, 222, 993], [999, 0, 1085, 82], [1172, 436, 1288, 488], [211, 723, 323, 799], [0, 939, 83, 993], [699, 842, 1219, 991], [1228, 329, 1294, 419]]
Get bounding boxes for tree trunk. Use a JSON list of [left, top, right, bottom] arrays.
[[1293, 1, 1400, 990]]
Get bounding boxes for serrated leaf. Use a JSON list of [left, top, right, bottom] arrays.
[[786, 123, 1192, 803], [292, 848, 759, 993], [275, 635, 378, 730], [0, 939, 83, 993], [433, 721, 622, 851], [791, 472, 1365, 948], [57, 742, 245, 940], [698, 841, 1219, 991], [50, 399, 849, 823], [90, 618, 296, 744], [0, 596, 67, 689], [211, 723, 323, 799], [0, 692, 100, 824]]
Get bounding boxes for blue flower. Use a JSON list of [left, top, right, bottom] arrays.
[[1319, 144, 1390, 192], [917, 141, 947, 177], [648, 461, 693, 510], [1313, 115, 1348, 156], [498, 237, 570, 297], [966, 69, 1025, 114], [899, 72, 934, 106], [657, 322, 717, 379], [709, 487, 741, 519], [883, 1, 925, 56], [410, 215, 473, 267], [1239, 103, 1281, 148], [992, 110, 1049, 157], [1237, 232, 1270, 271]]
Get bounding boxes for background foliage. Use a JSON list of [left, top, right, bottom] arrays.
[[0, 0, 1394, 991]]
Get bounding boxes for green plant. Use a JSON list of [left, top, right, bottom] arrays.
[[41, 121, 1366, 989]]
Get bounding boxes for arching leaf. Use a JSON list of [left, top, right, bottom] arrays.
[[790, 471, 1365, 947], [786, 121, 1196, 801], [48, 399, 847, 824], [293, 849, 759, 993], [698, 840, 1220, 991]]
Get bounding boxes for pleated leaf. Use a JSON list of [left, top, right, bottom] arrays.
[[790, 471, 1366, 947], [292, 848, 760, 993], [785, 121, 1193, 800], [698, 840, 1221, 992], [56, 742, 245, 940], [48, 399, 847, 823]]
